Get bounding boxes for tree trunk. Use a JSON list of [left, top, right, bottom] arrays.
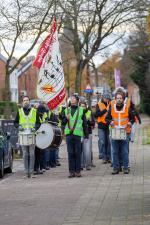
[[4, 68, 12, 119], [75, 59, 86, 95]]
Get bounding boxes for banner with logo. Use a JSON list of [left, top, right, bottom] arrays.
[[114, 68, 121, 88], [33, 18, 66, 110]]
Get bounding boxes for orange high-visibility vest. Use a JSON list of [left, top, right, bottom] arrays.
[[111, 102, 129, 127], [97, 102, 109, 124]]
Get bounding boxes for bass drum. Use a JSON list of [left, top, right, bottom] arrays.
[[36, 123, 62, 149]]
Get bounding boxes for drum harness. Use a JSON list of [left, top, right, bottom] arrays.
[[67, 107, 80, 135]]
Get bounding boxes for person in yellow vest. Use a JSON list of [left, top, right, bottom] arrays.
[[14, 96, 40, 177], [95, 93, 111, 163], [34, 104, 48, 174], [106, 90, 134, 174], [62, 94, 89, 178], [80, 101, 95, 170]]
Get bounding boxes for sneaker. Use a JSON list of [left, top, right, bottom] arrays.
[[31, 174, 37, 178], [33, 171, 39, 175], [75, 172, 82, 177], [119, 167, 123, 172], [123, 169, 129, 174], [68, 173, 75, 178], [102, 160, 107, 164], [38, 170, 43, 174], [112, 169, 119, 175], [46, 167, 50, 170], [91, 163, 96, 167], [50, 164, 56, 168], [86, 166, 91, 170]]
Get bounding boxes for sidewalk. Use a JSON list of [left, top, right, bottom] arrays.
[[0, 116, 150, 225]]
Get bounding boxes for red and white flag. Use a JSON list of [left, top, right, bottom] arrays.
[[33, 18, 66, 110]]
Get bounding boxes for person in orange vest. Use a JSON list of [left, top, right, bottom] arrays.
[[95, 93, 111, 163], [106, 90, 134, 174]]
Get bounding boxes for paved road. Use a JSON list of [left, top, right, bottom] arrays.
[[0, 116, 150, 225]]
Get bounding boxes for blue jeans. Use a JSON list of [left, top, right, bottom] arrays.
[[111, 139, 129, 170], [22, 145, 35, 174], [98, 129, 111, 160], [66, 135, 82, 173]]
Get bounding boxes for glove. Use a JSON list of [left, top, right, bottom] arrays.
[[31, 128, 36, 133], [84, 138, 88, 142], [110, 121, 114, 127], [19, 126, 24, 132]]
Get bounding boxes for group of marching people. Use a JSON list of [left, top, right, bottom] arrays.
[[62, 86, 141, 178], [14, 86, 141, 178]]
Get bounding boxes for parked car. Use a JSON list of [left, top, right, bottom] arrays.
[[0, 130, 13, 178]]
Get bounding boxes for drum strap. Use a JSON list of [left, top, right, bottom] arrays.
[[68, 108, 80, 134]]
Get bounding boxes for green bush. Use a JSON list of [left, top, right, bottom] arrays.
[[0, 101, 18, 117]]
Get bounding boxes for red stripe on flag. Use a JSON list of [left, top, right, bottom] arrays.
[[33, 19, 57, 69], [47, 87, 66, 110]]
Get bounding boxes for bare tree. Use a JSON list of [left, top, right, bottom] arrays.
[[0, 0, 56, 106], [57, 0, 148, 94]]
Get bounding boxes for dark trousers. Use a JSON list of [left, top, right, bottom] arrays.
[[34, 146, 43, 171], [66, 135, 82, 173], [49, 147, 57, 166]]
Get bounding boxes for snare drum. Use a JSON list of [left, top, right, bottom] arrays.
[[19, 130, 35, 146], [110, 128, 126, 140], [36, 123, 62, 149]]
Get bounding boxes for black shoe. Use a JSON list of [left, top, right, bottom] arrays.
[[91, 163, 96, 167], [56, 162, 61, 166], [75, 172, 82, 177], [107, 160, 111, 164], [38, 170, 43, 174], [102, 160, 107, 164], [86, 166, 91, 170], [46, 167, 50, 170], [33, 171, 38, 175], [68, 173, 75, 178], [119, 167, 123, 172], [123, 169, 129, 174], [112, 169, 119, 175], [50, 164, 56, 168]]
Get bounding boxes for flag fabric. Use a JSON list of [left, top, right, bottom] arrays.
[[33, 18, 66, 110], [114, 69, 121, 88]]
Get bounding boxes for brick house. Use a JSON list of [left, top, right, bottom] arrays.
[[17, 59, 38, 102], [0, 53, 38, 103]]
